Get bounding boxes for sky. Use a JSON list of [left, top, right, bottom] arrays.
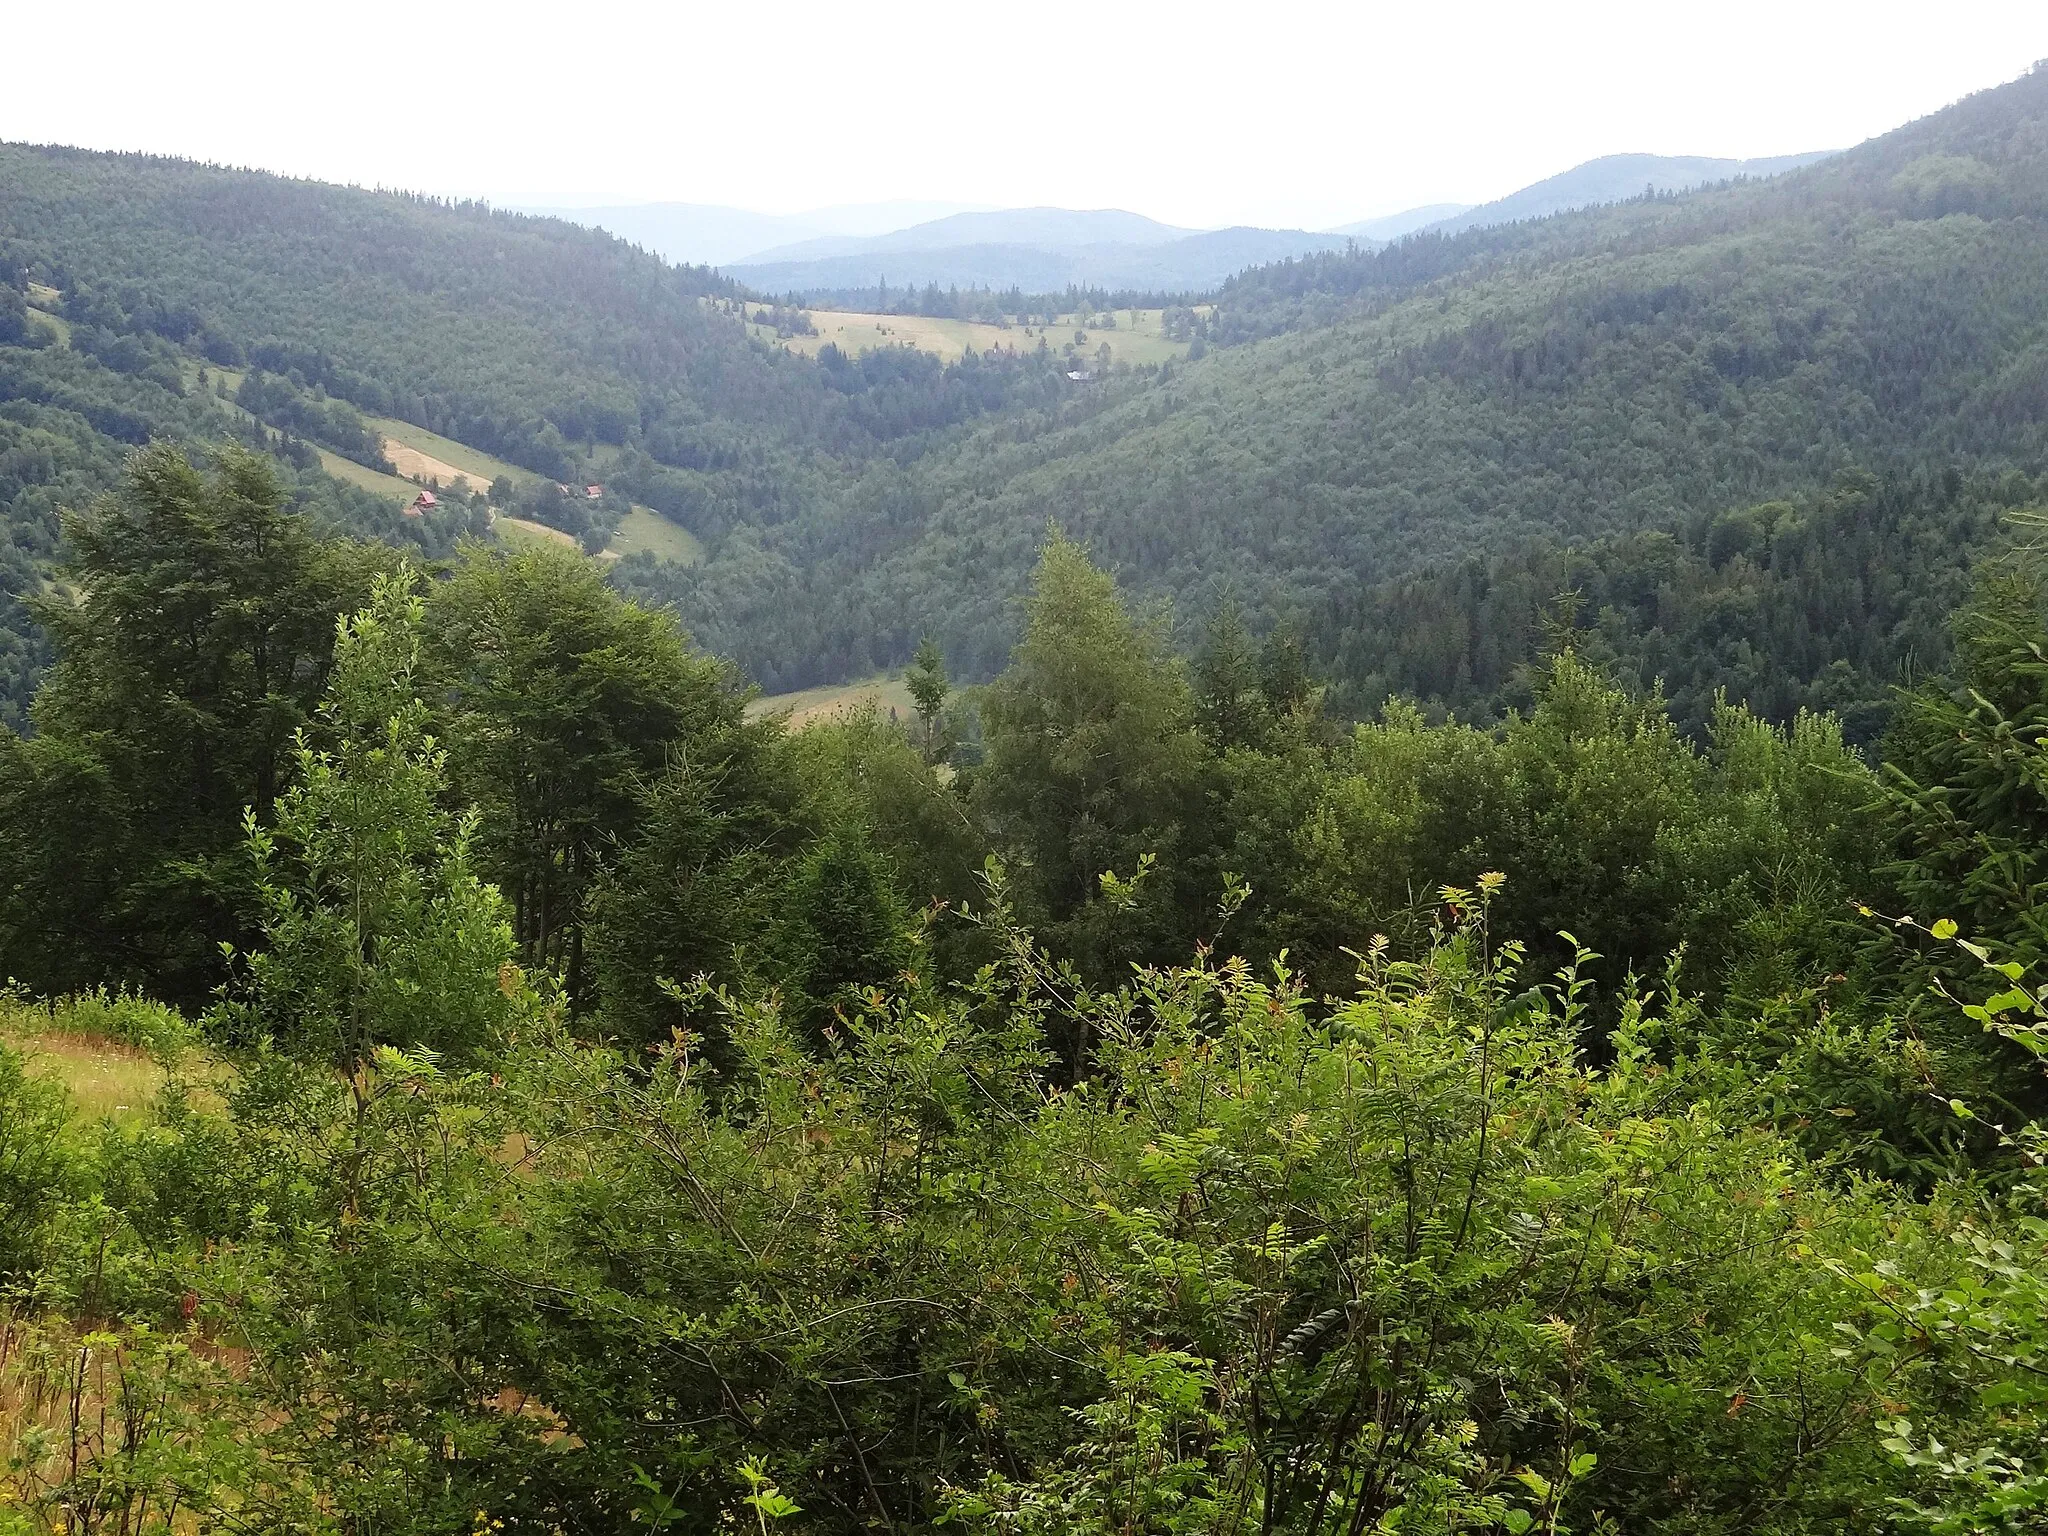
[[5, 0, 2047, 232]]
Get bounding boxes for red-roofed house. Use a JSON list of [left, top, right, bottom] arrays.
[[585, 484, 604, 500], [406, 489, 438, 517]]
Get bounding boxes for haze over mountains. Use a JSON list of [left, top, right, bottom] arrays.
[[516, 199, 990, 269], [536, 150, 1838, 296]]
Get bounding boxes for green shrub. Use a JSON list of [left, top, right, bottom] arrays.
[[0, 1041, 76, 1280], [41, 988, 197, 1061]]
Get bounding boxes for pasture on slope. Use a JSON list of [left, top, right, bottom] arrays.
[[746, 305, 1193, 368], [365, 416, 542, 494], [315, 449, 420, 501], [609, 507, 705, 564], [366, 420, 705, 565], [746, 673, 918, 727]]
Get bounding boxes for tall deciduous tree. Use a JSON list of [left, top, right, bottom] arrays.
[[973, 529, 1204, 994], [214, 570, 523, 1067], [0, 443, 385, 1002], [423, 545, 736, 1008]]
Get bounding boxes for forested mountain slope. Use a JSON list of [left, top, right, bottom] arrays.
[[661, 64, 2048, 693], [0, 292, 444, 725], [0, 146, 1091, 707], [0, 146, 1077, 486]]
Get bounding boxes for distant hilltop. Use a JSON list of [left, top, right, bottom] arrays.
[[1419, 151, 1837, 237], [536, 151, 1836, 296]]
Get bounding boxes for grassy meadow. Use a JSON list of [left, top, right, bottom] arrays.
[[1, 990, 216, 1129], [315, 447, 421, 502], [608, 506, 705, 564], [495, 514, 579, 550], [750, 307, 1193, 368], [366, 417, 542, 493], [14, 1033, 164, 1126], [746, 673, 918, 727]]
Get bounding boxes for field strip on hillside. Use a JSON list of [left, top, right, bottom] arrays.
[[368, 417, 544, 492], [751, 306, 1191, 368], [496, 515, 580, 550], [610, 506, 705, 564], [23, 290, 71, 345], [381, 436, 494, 493], [747, 674, 917, 727], [317, 448, 419, 501]]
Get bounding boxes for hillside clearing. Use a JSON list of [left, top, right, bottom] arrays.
[[379, 435, 494, 493], [609, 506, 705, 564], [496, 515, 580, 550], [23, 288, 70, 345], [367, 417, 542, 492], [747, 674, 917, 727], [754, 307, 1190, 368], [316, 447, 419, 501]]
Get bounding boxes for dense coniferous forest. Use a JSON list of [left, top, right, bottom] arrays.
[[8, 58, 2048, 1536]]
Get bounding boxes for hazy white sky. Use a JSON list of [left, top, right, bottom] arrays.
[[5, 0, 2046, 230]]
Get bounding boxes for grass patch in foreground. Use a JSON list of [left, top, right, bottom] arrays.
[[13, 1033, 165, 1127], [1, 989, 217, 1127]]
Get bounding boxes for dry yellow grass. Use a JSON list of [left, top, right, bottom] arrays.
[[754, 307, 1191, 368], [747, 674, 918, 729], [381, 436, 493, 493]]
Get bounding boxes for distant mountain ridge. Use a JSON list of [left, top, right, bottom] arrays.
[[637, 64, 2048, 691], [732, 224, 1351, 296], [719, 152, 1834, 298], [738, 207, 1196, 266], [1328, 204, 1473, 241], [1422, 151, 1837, 236], [518, 199, 989, 268], [535, 157, 1837, 281]]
